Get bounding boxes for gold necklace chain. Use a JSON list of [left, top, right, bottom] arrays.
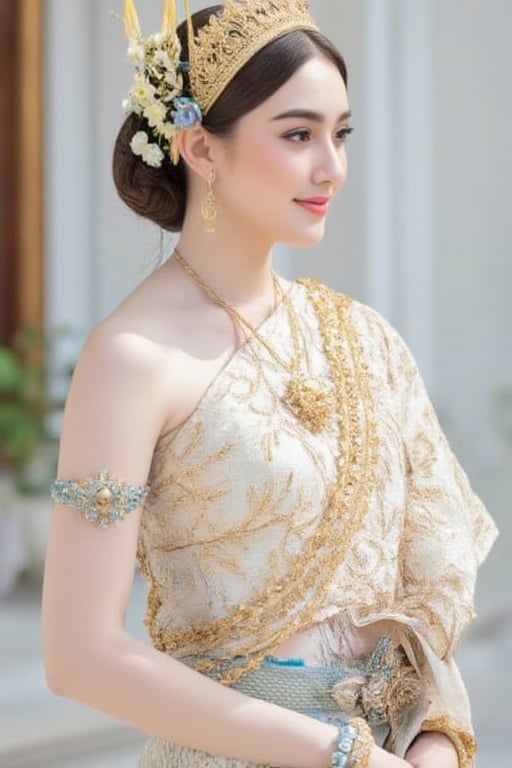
[[172, 248, 333, 432], [173, 248, 298, 373]]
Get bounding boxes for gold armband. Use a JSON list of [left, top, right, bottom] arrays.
[[50, 471, 149, 528]]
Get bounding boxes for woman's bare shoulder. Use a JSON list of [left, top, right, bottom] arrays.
[[81, 316, 166, 374], [80, 269, 182, 376]]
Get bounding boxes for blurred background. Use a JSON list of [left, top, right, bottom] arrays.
[[0, 0, 510, 766]]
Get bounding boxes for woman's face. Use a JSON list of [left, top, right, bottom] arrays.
[[213, 54, 351, 247]]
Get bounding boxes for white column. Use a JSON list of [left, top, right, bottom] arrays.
[[363, 0, 435, 385], [45, 0, 96, 341], [364, 0, 397, 323], [395, 0, 435, 386]]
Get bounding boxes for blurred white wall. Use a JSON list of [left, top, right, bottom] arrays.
[[429, 1, 512, 620]]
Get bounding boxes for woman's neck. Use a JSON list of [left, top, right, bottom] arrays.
[[175, 219, 277, 307]]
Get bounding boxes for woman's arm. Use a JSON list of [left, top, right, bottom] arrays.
[[42, 324, 410, 768], [405, 733, 458, 768]]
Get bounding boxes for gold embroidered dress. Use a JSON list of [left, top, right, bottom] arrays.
[[137, 280, 497, 767]]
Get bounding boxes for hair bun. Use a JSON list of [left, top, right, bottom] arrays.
[[113, 114, 186, 232]]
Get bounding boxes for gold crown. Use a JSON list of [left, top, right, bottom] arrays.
[[188, 0, 319, 114]]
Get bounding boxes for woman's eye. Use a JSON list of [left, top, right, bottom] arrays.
[[284, 129, 311, 143], [336, 127, 354, 143]]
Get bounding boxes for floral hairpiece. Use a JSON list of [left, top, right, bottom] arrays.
[[122, 0, 202, 167]]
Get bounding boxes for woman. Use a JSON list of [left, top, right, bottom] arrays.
[[42, 2, 497, 767]]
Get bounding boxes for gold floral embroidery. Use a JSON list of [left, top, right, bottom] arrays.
[[137, 279, 496, 690], [421, 717, 477, 768], [138, 281, 379, 683]]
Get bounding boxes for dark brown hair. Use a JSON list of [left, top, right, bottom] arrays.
[[113, 5, 348, 232]]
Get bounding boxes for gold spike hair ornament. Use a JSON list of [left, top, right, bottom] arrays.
[[122, 1, 318, 167]]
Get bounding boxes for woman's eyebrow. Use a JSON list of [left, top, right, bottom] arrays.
[[270, 109, 352, 123]]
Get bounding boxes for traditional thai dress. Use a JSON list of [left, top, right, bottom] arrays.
[[137, 280, 497, 768]]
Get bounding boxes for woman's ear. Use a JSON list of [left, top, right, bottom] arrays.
[[177, 126, 217, 180]]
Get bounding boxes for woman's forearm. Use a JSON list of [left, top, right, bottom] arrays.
[[45, 630, 411, 768], [46, 628, 338, 768]]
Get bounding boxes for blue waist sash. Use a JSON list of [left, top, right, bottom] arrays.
[[183, 635, 420, 728]]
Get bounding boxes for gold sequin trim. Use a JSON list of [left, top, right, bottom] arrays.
[[144, 280, 379, 684], [421, 717, 477, 768]]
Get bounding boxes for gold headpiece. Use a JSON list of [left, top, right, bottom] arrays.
[[188, 0, 318, 115], [123, 0, 318, 166]]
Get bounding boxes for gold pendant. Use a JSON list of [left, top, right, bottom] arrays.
[[285, 376, 333, 433]]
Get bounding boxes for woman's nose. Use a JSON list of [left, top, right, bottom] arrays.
[[312, 143, 347, 189]]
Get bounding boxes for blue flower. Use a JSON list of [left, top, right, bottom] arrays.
[[172, 97, 202, 129]]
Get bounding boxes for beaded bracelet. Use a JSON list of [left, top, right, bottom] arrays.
[[330, 721, 357, 767], [330, 717, 374, 768], [347, 717, 374, 768]]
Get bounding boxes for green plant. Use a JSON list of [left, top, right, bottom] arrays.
[[0, 328, 73, 494]]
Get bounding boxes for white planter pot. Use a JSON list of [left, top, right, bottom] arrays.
[[0, 474, 28, 596], [12, 441, 58, 583], [15, 493, 53, 582]]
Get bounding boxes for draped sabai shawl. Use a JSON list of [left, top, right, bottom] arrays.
[[137, 280, 497, 765]]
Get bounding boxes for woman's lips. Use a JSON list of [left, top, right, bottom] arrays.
[[294, 197, 331, 216]]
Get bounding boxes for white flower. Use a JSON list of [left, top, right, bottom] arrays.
[[129, 132, 165, 168], [127, 43, 145, 64], [130, 131, 149, 156], [143, 143, 165, 168]]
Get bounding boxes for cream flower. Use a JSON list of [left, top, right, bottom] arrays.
[[143, 101, 167, 129], [165, 71, 182, 91], [127, 43, 145, 64], [153, 50, 173, 70], [160, 122, 178, 140], [130, 80, 155, 105]]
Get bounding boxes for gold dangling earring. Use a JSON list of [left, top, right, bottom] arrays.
[[201, 170, 218, 234]]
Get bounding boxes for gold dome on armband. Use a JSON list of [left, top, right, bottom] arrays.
[[188, 0, 319, 115]]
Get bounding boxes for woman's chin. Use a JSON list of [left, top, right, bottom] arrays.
[[284, 227, 327, 248]]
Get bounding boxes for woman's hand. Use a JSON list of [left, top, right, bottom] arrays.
[[405, 731, 459, 768]]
